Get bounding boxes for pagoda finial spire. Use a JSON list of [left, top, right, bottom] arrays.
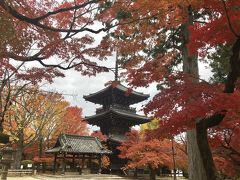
[[115, 51, 119, 81]]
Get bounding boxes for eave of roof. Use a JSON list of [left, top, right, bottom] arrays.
[[83, 83, 149, 104], [45, 134, 112, 154], [85, 108, 150, 125], [45, 147, 61, 153], [108, 134, 126, 143]]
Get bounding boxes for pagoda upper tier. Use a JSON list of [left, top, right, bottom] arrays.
[[83, 82, 149, 106], [85, 104, 150, 131]]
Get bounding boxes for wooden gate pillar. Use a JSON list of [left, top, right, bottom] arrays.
[[98, 154, 102, 174], [61, 153, 66, 175]]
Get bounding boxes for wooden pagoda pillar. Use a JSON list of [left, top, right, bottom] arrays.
[[53, 153, 57, 174]]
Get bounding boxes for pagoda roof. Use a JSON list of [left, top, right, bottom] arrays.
[[108, 134, 126, 143], [85, 107, 150, 127], [45, 134, 112, 154], [83, 83, 149, 105]]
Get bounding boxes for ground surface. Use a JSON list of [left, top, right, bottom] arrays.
[[8, 174, 187, 180]]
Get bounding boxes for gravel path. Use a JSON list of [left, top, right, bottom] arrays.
[[7, 175, 187, 180]]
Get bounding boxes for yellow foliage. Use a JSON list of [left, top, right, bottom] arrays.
[[140, 118, 160, 133]]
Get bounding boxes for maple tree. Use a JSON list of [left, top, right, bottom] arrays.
[[0, 0, 114, 73], [0, 0, 114, 140], [4, 85, 90, 169], [32, 94, 70, 158], [29, 107, 89, 168], [29, 105, 89, 167], [0, 63, 63, 134], [209, 124, 240, 177], [41, 106, 88, 152], [207, 43, 240, 178], [101, 155, 110, 169], [2, 0, 240, 178], [118, 130, 187, 180], [98, 1, 240, 179], [90, 130, 107, 142], [0, 61, 64, 179], [4, 87, 70, 168], [141, 119, 188, 178], [57, 106, 88, 136], [0, 65, 26, 133]]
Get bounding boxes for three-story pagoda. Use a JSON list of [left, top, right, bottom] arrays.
[[83, 60, 150, 172], [84, 82, 150, 137]]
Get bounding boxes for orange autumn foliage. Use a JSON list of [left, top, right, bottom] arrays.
[[118, 130, 187, 171], [209, 125, 240, 177], [1, 0, 240, 177], [0, 0, 113, 76], [101, 155, 110, 169], [91, 131, 107, 142], [59, 106, 88, 136], [33, 156, 53, 164]]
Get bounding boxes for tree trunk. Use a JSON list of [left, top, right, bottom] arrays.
[[1, 163, 10, 180], [181, 6, 207, 180], [183, 10, 240, 180], [187, 130, 207, 180], [13, 130, 24, 169], [196, 120, 217, 180], [149, 166, 156, 180], [171, 139, 177, 180], [13, 148, 23, 169], [133, 168, 138, 178], [39, 135, 43, 158]]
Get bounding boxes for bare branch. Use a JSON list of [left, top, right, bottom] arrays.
[[221, 0, 239, 38], [0, 0, 98, 22], [37, 59, 109, 72]]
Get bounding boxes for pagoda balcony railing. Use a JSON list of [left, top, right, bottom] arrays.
[[96, 104, 136, 114]]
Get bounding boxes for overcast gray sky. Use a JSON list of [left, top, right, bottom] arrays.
[[43, 58, 212, 118], [43, 65, 158, 116], [44, 61, 212, 132]]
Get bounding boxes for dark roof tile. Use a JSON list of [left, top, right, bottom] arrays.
[[85, 107, 150, 126], [46, 134, 112, 154], [83, 83, 149, 105]]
